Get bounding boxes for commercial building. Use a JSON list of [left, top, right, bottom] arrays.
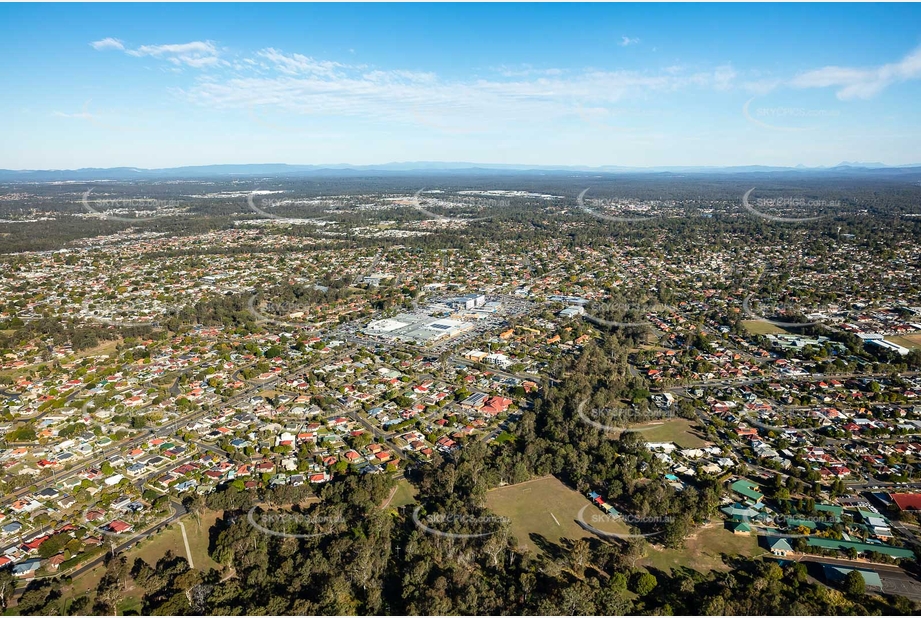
[[364, 313, 474, 345], [866, 338, 910, 356], [447, 294, 487, 311], [559, 306, 585, 318]]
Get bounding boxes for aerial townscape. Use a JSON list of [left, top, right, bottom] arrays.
[[1, 169, 920, 615], [3, 2, 921, 617]]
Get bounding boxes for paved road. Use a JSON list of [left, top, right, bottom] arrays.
[[1, 358, 225, 505], [664, 371, 921, 396], [353, 249, 386, 286], [8, 343, 365, 592], [340, 406, 407, 459], [0, 359, 285, 555], [14, 500, 188, 594]]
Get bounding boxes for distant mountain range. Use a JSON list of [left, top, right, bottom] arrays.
[[1, 161, 921, 182]]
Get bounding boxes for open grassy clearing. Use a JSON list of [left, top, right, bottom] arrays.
[[68, 563, 106, 597], [73, 338, 121, 360], [641, 522, 763, 574], [115, 594, 144, 615], [632, 418, 709, 448], [127, 509, 222, 572], [637, 344, 672, 352], [388, 478, 417, 509], [33, 563, 145, 616], [886, 334, 921, 350], [486, 476, 630, 553], [741, 320, 791, 335]]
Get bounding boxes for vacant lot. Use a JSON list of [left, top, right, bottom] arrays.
[[742, 320, 789, 335], [634, 418, 709, 448], [486, 476, 630, 552], [641, 522, 762, 573]]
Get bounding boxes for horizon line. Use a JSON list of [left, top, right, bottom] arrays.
[[4, 160, 921, 174]]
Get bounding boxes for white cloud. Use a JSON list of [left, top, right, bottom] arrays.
[[95, 39, 743, 132], [790, 44, 921, 99], [742, 77, 783, 96], [257, 48, 347, 77], [712, 64, 737, 91], [620, 36, 640, 47], [178, 56, 741, 133], [494, 64, 565, 78], [128, 41, 217, 57], [362, 69, 435, 83], [53, 110, 93, 119], [125, 41, 221, 68], [90, 38, 124, 51]]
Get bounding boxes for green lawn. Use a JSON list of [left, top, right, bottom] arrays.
[[486, 476, 631, 553], [69, 563, 106, 597], [0, 363, 48, 379], [116, 594, 144, 615], [641, 522, 763, 573]]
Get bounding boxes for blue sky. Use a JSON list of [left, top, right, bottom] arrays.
[[2, 3, 920, 169]]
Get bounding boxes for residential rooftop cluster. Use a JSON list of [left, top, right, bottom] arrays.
[[1, 185, 920, 602]]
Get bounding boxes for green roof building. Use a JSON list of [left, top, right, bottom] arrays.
[[856, 508, 887, 523], [728, 521, 752, 534], [814, 504, 844, 522], [729, 479, 764, 503], [769, 537, 794, 555], [807, 537, 914, 559], [822, 565, 883, 591], [721, 504, 760, 521]]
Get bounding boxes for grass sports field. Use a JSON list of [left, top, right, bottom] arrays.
[[886, 334, 921, 350], [486, 476, 630, 552], [741, 320, 790, 335], [633, 418, 709, 449]]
